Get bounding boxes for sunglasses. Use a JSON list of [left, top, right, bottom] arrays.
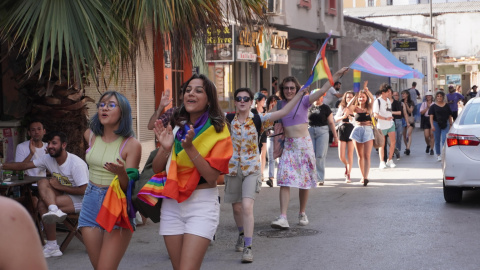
[[97, 102, 118, 110], [235, 96, 251, 102]]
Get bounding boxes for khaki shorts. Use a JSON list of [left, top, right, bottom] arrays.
[[224, 168, 261, 204]]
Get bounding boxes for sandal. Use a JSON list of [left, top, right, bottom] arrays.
[[363, 179, 369, 186], [266, 178, 274, 187], [345, 174, 351, 183]]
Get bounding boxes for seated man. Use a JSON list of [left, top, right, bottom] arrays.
[[15, 119, 48, 177], [3, 131, 88, 258]]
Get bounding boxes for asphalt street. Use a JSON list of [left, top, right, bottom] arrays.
[[47, 126, 480, 270]]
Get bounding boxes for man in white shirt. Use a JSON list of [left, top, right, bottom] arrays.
[[373, 87, 397, 169], [15, 120, 48, 177], [3, 131, 88, 258], [323, 81, 343, 108]]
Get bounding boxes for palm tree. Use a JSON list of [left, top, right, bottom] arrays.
[[0, 0, 266, 158]]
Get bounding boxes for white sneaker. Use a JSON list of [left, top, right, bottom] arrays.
[[386, 159, 396, 168], [42, 209, 67, 224], [379, 161, 387, 169], [271, 216, 290, 230], [437, 155, 442, 162], [298, 213, 309, 226], [43, 245, 62, 258]]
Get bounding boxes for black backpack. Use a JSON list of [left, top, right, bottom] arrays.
[[226, 113, 262, 144]]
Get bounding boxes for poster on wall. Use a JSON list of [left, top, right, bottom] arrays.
[[446, 74, 461, 85], [205, 25, 234, 62]]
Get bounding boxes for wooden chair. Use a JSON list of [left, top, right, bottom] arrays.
[[59, 213, 84, 253]]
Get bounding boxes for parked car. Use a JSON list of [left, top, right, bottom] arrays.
[[442, 97, 480, 203]]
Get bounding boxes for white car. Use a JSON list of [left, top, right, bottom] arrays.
[[442, 97, 480, 203]]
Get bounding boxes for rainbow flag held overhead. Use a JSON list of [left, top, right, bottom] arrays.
[[301, 33, 334, 90], [353, 70, 361, 92], [350, 40, 424, 79]]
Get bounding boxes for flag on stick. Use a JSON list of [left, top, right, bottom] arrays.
[[353, 70, 361, 92], [300, 34, 334, 90]]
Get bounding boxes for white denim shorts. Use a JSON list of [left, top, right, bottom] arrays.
[[159, 188, 219, 240]]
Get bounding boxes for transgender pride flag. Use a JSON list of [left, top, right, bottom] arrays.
[[350, 41, 424, 79]]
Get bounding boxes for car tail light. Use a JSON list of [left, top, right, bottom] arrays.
[[445, 176, 455, 180], [446, 133, 480, 147]]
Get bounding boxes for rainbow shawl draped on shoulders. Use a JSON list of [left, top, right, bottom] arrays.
[[96, 168, 139, 232], [138, 117, 232, 204]]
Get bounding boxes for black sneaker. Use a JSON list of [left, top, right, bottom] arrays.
[[430, 149, 434, 155], [404, 149, 410, 155], [266, 178, 273, 187], [426, 146, 430, 153]]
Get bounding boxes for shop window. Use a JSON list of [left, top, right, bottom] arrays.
[[368, 0, 375, 6]]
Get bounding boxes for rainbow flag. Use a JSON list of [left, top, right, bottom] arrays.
[[353, 70, 361, 92], [138, 119, 232, 204], [350, 40, 424, 79], [301, 33, 334, 90]]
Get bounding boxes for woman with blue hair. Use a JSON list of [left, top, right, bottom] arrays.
[[79, 91, 141, 269]]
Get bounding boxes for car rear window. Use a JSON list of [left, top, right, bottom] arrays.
[[459, 103, 480, 125]]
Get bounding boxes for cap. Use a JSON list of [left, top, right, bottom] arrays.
[[254, 92, 266, 101]]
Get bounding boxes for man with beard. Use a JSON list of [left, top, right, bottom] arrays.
[[2, 131, 88, 258]]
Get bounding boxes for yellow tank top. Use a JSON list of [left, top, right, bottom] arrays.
[[86, 135, 127, 186]]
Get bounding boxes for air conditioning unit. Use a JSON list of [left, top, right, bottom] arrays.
[[465, 64, 479, 73], [266, 0, 282, 15]]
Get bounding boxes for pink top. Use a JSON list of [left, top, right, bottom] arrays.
[[281, 95, 311, 127]]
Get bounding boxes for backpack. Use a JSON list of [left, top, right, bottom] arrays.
[[226, 113, 262, 143]]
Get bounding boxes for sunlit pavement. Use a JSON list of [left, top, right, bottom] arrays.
[[48, 126, 480, 270]]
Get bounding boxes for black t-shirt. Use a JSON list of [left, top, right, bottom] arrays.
[[428, 103, 452, 123], [308, 104, 332, 127], [391, 100, 403, 119]]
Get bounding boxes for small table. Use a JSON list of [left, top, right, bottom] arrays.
[[0, 175, 45, 243]]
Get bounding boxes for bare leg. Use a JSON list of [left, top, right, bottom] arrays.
[[423, 129, 430, 146], [242, 198, 255, 238], [260, 144, 267, 179], [347, 141, 354, 175], [164, 235, 183, 270], [363, 140, 373, 179], [80, 227, 104, 269], [179, 234, 211, 270], [338, 141, 347, 170], [279, 186, 290, 216], [353, 141, 365, 180], [232, 202, 243, 229], [299, 189, 309, 213], [97, 229, 133, 269], [429, 129, 434, 149], [406, 126, 414, 150], [387, 131, 396, 160]]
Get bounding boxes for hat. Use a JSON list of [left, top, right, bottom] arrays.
[[425, 91, 433, 96], [254, 92, 266, 101]]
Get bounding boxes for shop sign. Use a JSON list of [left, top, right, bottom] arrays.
[[392, 38, 417, 52], [237, 50, 257, 62], [205, 25, 234, 62], [270, 48, 288, 64]]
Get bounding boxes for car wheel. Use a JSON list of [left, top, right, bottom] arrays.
[[443, 181, 463, 203]]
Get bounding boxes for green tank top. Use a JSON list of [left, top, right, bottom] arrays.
[[86, 135, 126, 186]]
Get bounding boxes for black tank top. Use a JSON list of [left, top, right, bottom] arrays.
[[355, 112, 372, 122]]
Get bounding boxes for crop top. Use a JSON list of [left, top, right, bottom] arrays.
[[354, 112, 372, 123], [281, 95, 310, 127]]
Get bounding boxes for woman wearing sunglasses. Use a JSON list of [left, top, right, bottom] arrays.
[[270, 67, 349, 230], [224, 87, 305, 263]]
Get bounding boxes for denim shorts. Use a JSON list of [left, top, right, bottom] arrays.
[[350, 126, 374, 143], [78, 182, 136, 231]]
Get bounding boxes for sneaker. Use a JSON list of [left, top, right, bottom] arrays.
[[235, 234, 244, 252], [241, 247, 253, 263], [426, 146, 430, 153], [404, 149, 410, 155], [430, 149, 434, 155], [266, 178, 273, 187], [379, 161, 387, 169], [437, 155, 442, 162], [271, 216, 289, 230], [386, 159, 396, 168], [42, 209, 67, 224], [394, 148, 400, 160], [318, 181, 324, 186], [43, 245, 62, 258], [298, 213, 309, 226]]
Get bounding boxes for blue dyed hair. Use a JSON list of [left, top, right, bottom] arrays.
[[89, 91, 135, 137]]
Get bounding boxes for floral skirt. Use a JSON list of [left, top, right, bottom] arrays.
[[277, 136, 318, 189]]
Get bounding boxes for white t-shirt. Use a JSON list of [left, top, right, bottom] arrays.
[[323, 87, 339, 108], [33, 152, 89, 188], [373, 97, 393, 130], [15, 141, 48, 177]]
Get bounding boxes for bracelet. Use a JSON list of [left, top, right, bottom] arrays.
[[160, 146, 171, 158], [191, 153, 201, 162]]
